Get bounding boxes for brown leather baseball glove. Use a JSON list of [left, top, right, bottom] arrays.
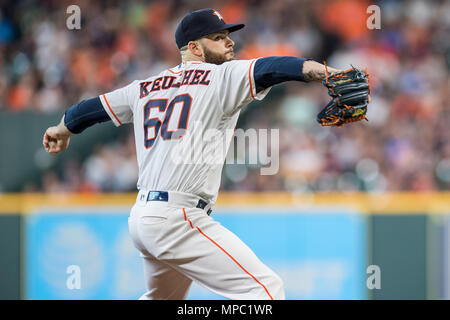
[[317, 64, 370, 127]]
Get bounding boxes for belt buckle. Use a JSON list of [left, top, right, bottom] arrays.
[[147, 191, 168, 202], [196, 199, 207, 209], [196, 199, 212, 215]]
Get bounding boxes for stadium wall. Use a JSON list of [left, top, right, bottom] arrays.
[[0, 192, 448, 300]]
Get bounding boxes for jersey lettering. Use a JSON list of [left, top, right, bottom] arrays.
[[199, 70, 211, 85], [151, 77, 162, 92], [140, 81, 152, 98], [143, 94, 192, 148], [162, 76, 176, 89], [139, 70, 211, 99], [143, 99, 167, 149], [181, 70, 194, 85], [190, 70, 204, 85], [161, 94, 192, 140]]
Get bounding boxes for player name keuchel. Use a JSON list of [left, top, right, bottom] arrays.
[[139, 69, 212, 98], [177, 304, 211, 318]]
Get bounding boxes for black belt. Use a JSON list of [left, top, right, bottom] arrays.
[[196, 199, 212, 215], [145, 191, 212, 216]]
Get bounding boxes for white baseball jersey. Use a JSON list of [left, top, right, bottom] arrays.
[[99, 59, 271, 204]]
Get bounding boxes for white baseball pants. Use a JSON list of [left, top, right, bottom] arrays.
[[128, 190, 285, 300]]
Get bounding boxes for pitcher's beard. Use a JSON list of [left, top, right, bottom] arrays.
[[203, 46, 234, 65]]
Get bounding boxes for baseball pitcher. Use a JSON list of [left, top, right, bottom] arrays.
[[43, 9, 370, 300]]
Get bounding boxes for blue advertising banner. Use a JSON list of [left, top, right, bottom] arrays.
[[25, 208, 366, 299], [25, 210, 144, 299]]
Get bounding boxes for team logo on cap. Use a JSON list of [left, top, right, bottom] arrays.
[[212, 10, 224, 21]]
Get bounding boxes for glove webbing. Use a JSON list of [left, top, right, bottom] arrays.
[[322, 61, 370, 126]]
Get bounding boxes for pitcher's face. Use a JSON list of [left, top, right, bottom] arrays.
[[200, 30, 235, 65]]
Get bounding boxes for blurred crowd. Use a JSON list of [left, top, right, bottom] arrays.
[[2, 0, 449, 193]]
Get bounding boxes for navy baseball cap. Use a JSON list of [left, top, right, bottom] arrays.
[[175, 8, 245, 49]]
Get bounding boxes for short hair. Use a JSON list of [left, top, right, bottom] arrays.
[[179, 39, 205, 61], [179, 45, 188, 60]]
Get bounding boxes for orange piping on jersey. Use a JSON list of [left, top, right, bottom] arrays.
[[181, 207, 274, 299], [249, 60, 256, 100], [168, 68, 183, 75], [102, 94, 122, 125], [196, 225, 274, 300], [182, 208, 194, 229]]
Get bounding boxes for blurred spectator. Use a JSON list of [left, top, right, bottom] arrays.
[[1, 0, 448, 192]]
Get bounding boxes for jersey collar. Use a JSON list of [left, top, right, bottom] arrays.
[[183, 61, 204, 65], [169, 61, 204, 74]]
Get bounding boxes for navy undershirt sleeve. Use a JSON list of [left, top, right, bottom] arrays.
[[64, 96, 111, 134], [254, 56, 311, 92]]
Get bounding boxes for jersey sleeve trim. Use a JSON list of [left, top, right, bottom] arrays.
[[249, 58, 271, 101], [248, 59, 257, 100], [100, 93, 122, 126]]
